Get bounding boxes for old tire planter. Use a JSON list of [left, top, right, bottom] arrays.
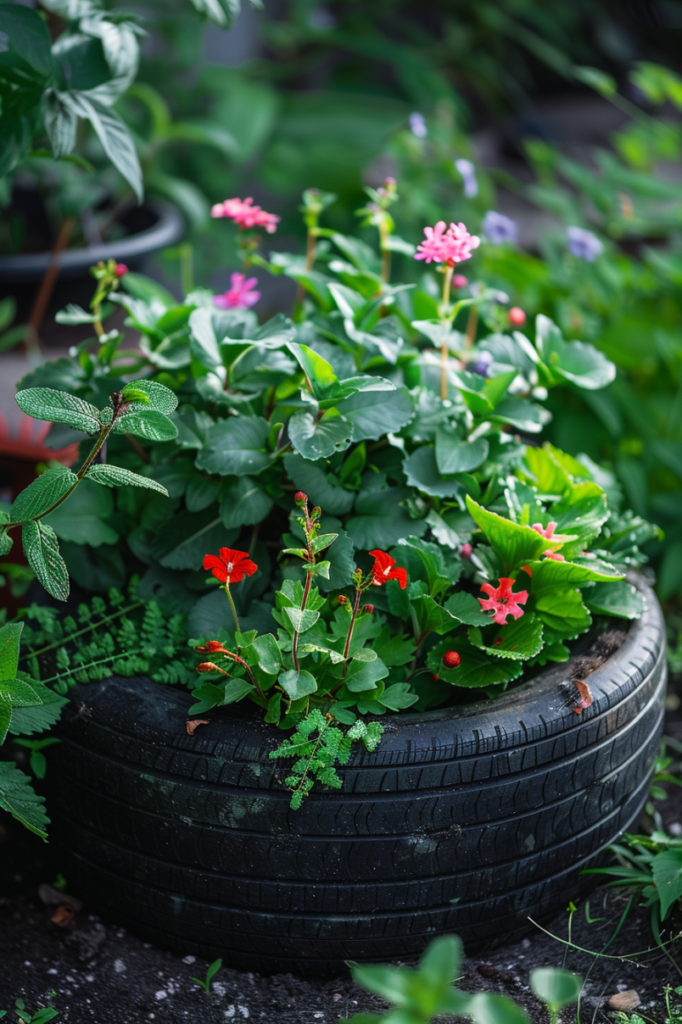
[[48, 578, 666, 976]]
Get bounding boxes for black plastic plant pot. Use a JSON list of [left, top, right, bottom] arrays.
[[47, 577, 666, 977], [0, 200, 183, 333]]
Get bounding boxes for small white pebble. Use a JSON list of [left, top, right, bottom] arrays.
[[47, 969, 58, 976], [669, 822, 682, 836], [182, 955, 196, 965], [86, 975, 95, 983], [522, 938, 531, 949], [213, 982, 227, 997], [155, 991, 168, 1001], [114, 959, 126, 974], [314, 1014, 324, 1019], [333, 994, 342, 1002], [143, 943, 152, 948], [66, 975, 76, 983], [225, 1007, 236, 1019], [24, 962, 31, 967], [238, 1008, 250, 1019]]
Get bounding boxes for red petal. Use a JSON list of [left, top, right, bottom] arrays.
[[203, 554, 225, 571], [227, 569, 245, 583], [389, 567, 408, 590]]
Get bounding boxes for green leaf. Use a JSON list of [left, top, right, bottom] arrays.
[[585, 580, 643, 619], [347, 486, 426, 549], [222, 678, 255, 704], [523, 445, 572, 495], [0, 622, 22, 681], [435, 429, 489, 474], [465, 496, 564, 571], [283, 454, 355, 515], [530, 968, 582, 1011], [9, 682, 67, 736], [344, 657, 389, 692], [220, 477, 273, 529], [0, 695, 10, 746], [9, 466, 77, 524], [0, 762, 49, 839], [250, 634, 281, 675], [187, 0, 241, 29], [549, 482, 609, 549], [279, 668, 318, 699], [468, 993, 530, 1024], [22, 521, 69, 601], [287, 343, 338, 398], [336, 388, 414, 441], [527, 558, 623, 597], [15, 387, 100, 434], [378, 683, 418, 710], [652, 849, 682, 920], [536, 315, 615, 390], [535, 587, 591, 640], [469, 614, 543, 660], [444, 591, 492, 626], [284, 607, 320, 633], [0, 677, 42, 707], [419, 934, 463, 987], [85, 464, 169, 496], [62, 93, 143, 202], [44, 480, 117, 547], [2, 4, 52, 76], [288, 412, 353, 460], [113, 407, 178, 442], [121, 379, 178, 415], [427, 640, 523, 688], [403, 448, 464, 498], [0, 529, 13, 557], [54, 303, 97, 325], [573, 65, 617, 97], [196, 417, 271, 476]]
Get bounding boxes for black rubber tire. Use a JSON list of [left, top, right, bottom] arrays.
[[47, 577, 666, 976]]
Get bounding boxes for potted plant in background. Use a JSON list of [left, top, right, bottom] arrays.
[[0, 185, 666, 974]]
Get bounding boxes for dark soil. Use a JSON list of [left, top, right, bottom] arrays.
[[1, 708, 682, 1024]]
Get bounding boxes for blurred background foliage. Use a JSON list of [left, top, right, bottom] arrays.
[[3, 0, 682, 603]]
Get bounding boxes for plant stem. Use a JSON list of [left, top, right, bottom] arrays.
[[440, 264, 454, 400], [465, 306, 478, 348], [342, 588, 362, 678], [292, 570, 312, 673], [379, 221, 391, 284], [294, 227, 317, 314], [225, 584, 240, 634]]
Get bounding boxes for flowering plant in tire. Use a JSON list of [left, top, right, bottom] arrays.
[[4, 181, 660, 822]]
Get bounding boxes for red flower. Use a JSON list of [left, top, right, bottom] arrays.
[[203, 548, 257, 585], [479, 577, 528, 625], [369, 550, 408, 590]]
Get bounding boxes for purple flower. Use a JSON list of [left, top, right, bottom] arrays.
[[482, 211, 518, 245], [213, 272, 261, 310], [455, 158, 478, 198], [409, 112, 427, 138], [567, 226, 604, 262], [470, 351, 493, 377]]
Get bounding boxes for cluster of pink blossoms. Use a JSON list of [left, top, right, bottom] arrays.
[[211, 196, 279, 234], [213, 272, 261, 310], [414, 221, 480, 266]]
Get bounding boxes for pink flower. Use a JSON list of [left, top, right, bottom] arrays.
[[532, 521, 558, 539], [213, 273, 261, 310], [211, 196, 279, 234], [479, 577, 528, 626], [543, 550, 565, 562], [414, 221, 480, 266]]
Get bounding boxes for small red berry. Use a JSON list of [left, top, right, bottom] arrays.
[[114, 263, 128, 278], [460, 543, 473, 559], [442, 651, 461, 668], [508, 306, 526, 326], [453, 274, 468, 289], [361, 604, 374, 614], [294, 491, 308, 506], [432, 673, 440, 681]]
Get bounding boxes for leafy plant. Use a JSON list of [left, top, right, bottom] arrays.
[[190, 958, 222, 995], [585, 830, 682, 933], [341, 933, 581, 1024]]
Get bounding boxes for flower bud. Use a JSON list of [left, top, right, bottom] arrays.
[[294, 491, 308, 506], [197, 662, 220, 673], [453, 274, 468, 289], [204, 640, 229, 653], [361, 604, 374, 614], [460, 543, 473, 559], [311, 506, 321, 520], [442, 650, 461, 668], [509, 306, 526, 326], [337, 595, 349, 606], [115, 263, 129, 278]]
